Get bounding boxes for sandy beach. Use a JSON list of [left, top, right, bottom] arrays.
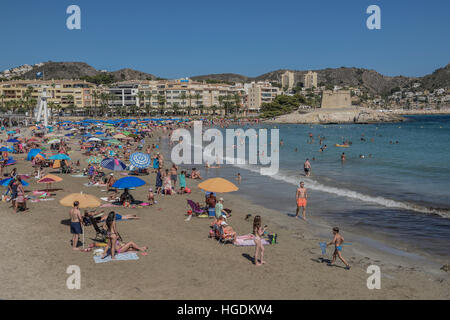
[[0, 125, 449, 300]]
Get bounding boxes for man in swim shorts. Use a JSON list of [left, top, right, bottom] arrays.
[[304, 159, 311, 176], [295, 181, 308, 221], [69, 201, 84, 251]]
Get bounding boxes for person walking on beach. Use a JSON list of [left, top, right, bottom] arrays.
[[295, 181, 308, 220], [253, 215, 267, 266], [304, 159, 311, 176], [327, 227, 350, 270], [69, 201, 84, 251]]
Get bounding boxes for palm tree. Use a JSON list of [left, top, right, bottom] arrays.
[[172, 102, 180, 115], [179, 92, 187, 114], [145, 92, 153, 116], [0, 94, 5, 110], [233, 93, 241, 118], [99, 93, 108, 117], [211, 105, 218, 116], [48, 101, 56, 120], [92, 91, 99, 117], [194, 93, 201, 115], [218, 95, 225, 116], [157, 94, 166, 116], [137, 91, 145, 115]]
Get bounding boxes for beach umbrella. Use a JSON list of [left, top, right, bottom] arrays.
[[37, 174, 63, 191], [112, 176, 146, 189], [59, 192, 101, 208], [86, 156, 102, 164], [101, 158, 127, 171], [49, 153, 71, 161], [6, 139, 19, 143], [0, 147, 13, 152], [0, 178, 29, 187], [106, 139, 120, 144], [129, 152, 152, 168], [197, 178, 239, 193], [5, 159, 16, 166]]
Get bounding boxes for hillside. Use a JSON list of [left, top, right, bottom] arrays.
[[9, 61, 450, 95], [21, 61, 156, 82], [419, 63, 450, 90]]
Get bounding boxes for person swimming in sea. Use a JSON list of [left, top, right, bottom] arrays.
[[327, 227, 350, 270]]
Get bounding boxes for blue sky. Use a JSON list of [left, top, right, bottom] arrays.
[[0, 0, 449, 78]]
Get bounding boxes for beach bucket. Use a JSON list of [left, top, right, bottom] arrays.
[[319, 242, 327, 255]]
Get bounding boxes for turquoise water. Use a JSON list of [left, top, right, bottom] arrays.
[[168, 115, 450, 260]]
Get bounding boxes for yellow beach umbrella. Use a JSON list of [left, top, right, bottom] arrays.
[[197, 177, 239, 193], [59, 192, 101, 208]]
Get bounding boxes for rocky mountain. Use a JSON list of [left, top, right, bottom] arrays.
[[195, 67, 414, 95], [9, 61, 450, 95], [419, 63, 450, 91], [20, 61, 156, 82]]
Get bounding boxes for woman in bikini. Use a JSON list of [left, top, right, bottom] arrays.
[[101, 212, 147, 260], [253, 215, 267, 266]]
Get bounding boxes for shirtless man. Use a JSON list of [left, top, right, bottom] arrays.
[[69, 201, 84, 251], [304, 159, 311, 177], [295, 181, 308, 220], [327, 227, 350, 270]]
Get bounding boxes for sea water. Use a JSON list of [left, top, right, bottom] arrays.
[[167, 115, 450, 262]]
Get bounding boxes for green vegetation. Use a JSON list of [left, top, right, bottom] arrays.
[[260, 94, 307, 118], [80, 73, 115, 85]]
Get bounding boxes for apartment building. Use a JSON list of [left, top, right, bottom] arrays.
[[113, 79, 244, 115], [304, 71, 318, 89], [245, 81, 282, 113], [0, 79, 98, 110], [281, 70, 295, 90]]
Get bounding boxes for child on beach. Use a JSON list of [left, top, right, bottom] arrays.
[[147, 188, 155, 204], [253, 215, 267, 266], [327, 227, 350, 270]]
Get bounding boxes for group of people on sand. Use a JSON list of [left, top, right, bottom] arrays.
[[69, 200, 147, 257]]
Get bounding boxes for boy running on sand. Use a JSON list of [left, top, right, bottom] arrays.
[[327, 227, 350, 270]]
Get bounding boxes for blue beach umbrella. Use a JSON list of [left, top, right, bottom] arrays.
[[129, 152, 152, 169], [49, 154, 71, 161], [0, 177, 29, 187], [27, 148, 42, 161], [101, 158, 127, 171], [112, 176, 146, 189]]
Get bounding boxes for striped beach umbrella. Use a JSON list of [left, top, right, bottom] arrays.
[[129, 152, 152, 168], [101, 158, 127, 171]]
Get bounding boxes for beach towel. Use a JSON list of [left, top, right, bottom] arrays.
[[93, 252, 139, 263], [233, 237, 271, 246], [234, 239, 270, 246]]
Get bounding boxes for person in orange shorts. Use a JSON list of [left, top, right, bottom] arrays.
[[295, 181, 308, 221]]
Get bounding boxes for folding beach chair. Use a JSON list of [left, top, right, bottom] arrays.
[[89, 216, 107, 242], [187, 199, 207, 216]]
